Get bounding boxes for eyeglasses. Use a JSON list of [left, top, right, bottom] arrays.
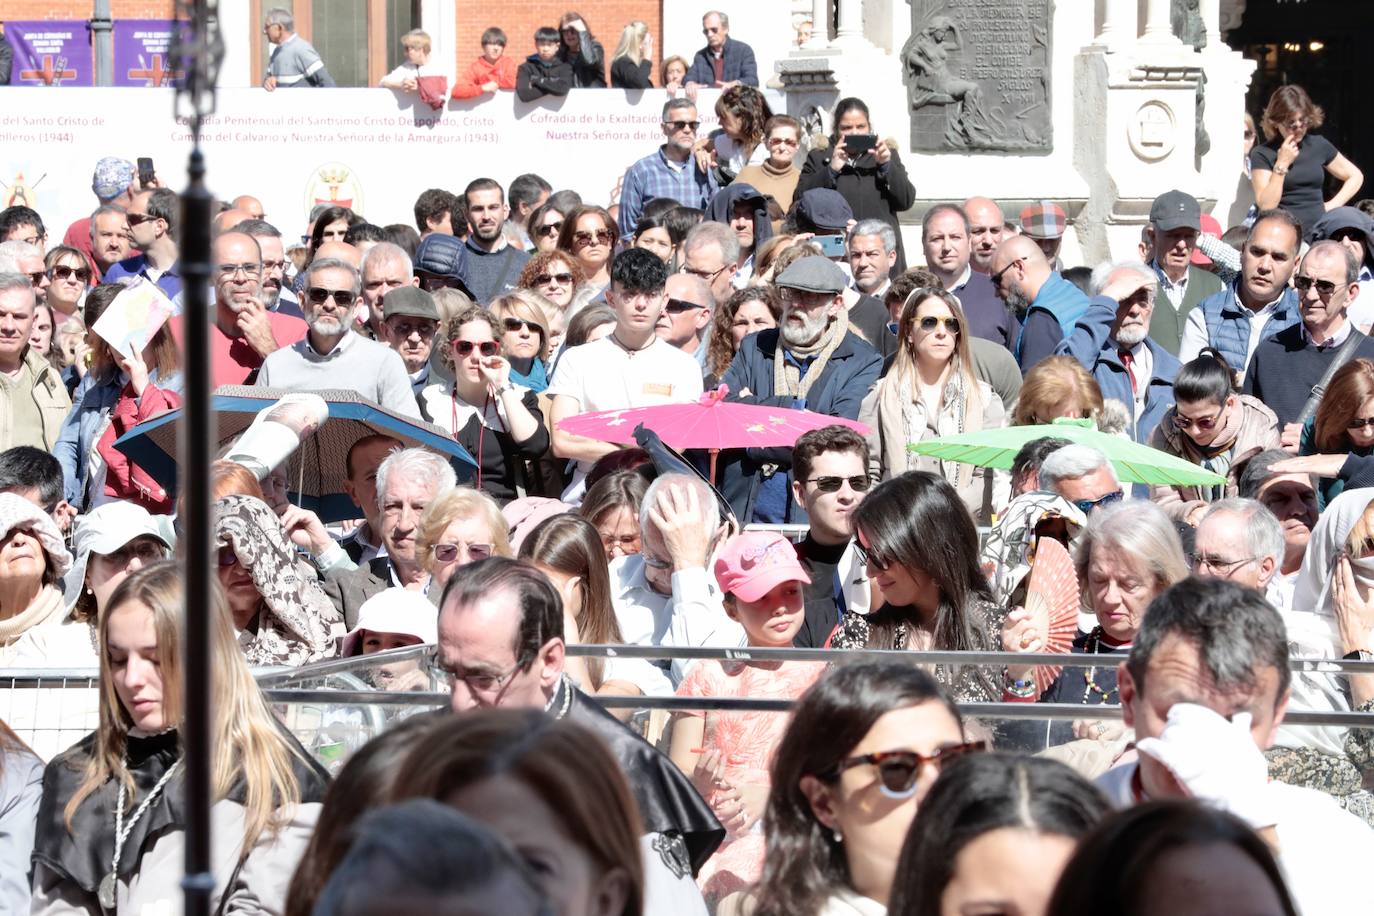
[[664, 298, 707, 314], [681, 263, 727, 282], [126, 213, 157, 226], [535, 272, 574, 286], [262, 259, 286, 273], [599, 531, 641, 553], [1189, 552, 1257, 575], [641, 551, 673, 570], [806, 475, 872, 493], [22, 271, 45, 287], [217, 546, 240, 568], [573, 229, 614, 248], [48, 265, 91, 283], [217, 262, 261, 278], [767, 136, 799, 147], [536, 222, 564, 238], [1072, 490, 1124, 514], [306, 287, 358, 307], [1293, 274, 1340, 299], [1348, 416, 1374, 432], [449, 657, 530, 697], [853, 540, 890, 572], [917, 316, 960, 334], [827, 742, 986, 798], [102, 539, 168, 567], [664, 120, 701, 133], [1172, 408, 1223, 432], [433, 542, 494, 563], [503, 317, 543, 335], [453, 340, 501, 358], [388, 320, 436, 340], [989, 257, 1024, 287]]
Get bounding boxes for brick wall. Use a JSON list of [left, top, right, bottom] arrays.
[[0, 1, 177, 18], [452, 0, 664, 86]]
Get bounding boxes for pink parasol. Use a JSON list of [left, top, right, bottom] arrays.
[[556, 385, 871, 479]]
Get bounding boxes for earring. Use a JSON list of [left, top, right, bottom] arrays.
[[832, 827, 843, 843]]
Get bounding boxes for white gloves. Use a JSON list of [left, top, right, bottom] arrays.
[[1135, 702, 1279, 830]]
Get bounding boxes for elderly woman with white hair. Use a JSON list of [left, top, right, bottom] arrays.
[[1055, 260, 1180, 445], [0, 494, 73, 664], [1002, 500, 1188, 752]]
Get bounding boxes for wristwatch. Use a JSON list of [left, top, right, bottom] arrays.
[[495, 381, 516, 396], [1343, 649, 1374, 662]]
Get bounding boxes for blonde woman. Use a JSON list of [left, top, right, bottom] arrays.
[[859, 286, 1006, 523], [417, 486, 513, 591], [489, 290, 553, 393], [610, 20, 653, 89], [30, 561, 328, 915]]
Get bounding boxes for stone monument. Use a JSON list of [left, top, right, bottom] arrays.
[[902, 0, 1055, 152]]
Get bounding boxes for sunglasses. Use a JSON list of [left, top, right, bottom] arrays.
[[126, 213, 157, 226], [917, 316, 960, 333], [805, 475, 872, 493], [536, 222, 564, 238], [1172, 409, 1222, 432], [1348, 416, 1374, 432], [433, 542, 493, 563], [573, 229, 614, 247], [217, 546, 239, 568], [454, 339, 500, 358], [853, 540, 890, 571], [22, 271, 45, 286], [306, 287, 358, 307], [828, 742, 986, 798], [1293, 274, 1339, 299], [503, 317, 543, 335], [1072, 490, 1124, 514], [990, 257, 1024, 286], [535, 272, 574, 286], [664, 120, 701, 132], [48, 265, 91, 283], [664, 298, 706, 314]]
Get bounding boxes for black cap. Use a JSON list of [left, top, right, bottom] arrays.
[[1149, 190, 1202, 232]]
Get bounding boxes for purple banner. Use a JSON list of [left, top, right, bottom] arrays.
[[4, 21, 94, 87], [113, 20, 187, 88]]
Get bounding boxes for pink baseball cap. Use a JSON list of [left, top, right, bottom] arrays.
[[714, 531, 811, 602], [1192, 213, 1222, 266]]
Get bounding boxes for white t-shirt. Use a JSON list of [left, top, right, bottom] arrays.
[[546, 336, 704, 500]]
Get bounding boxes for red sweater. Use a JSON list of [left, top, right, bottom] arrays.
[[451, 55, 518, 99]]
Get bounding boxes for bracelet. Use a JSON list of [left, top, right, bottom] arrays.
[[1273, 164, 1289, 177], [1005, 676, 1038, 699], [495, 382, 516, 395]]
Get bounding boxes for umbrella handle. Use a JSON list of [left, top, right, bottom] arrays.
[[701, 384, 730, 406]]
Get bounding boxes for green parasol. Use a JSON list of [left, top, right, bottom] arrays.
[[908, 418, 1227, 487]]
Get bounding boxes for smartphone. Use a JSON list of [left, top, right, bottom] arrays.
[[137, 157, 155, 187], [843, 133, 878, 155], [816, 234, 847, 258]]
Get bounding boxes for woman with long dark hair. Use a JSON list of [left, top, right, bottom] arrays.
[[887, 753, 1106, 916], [796, 97, 916, 272], [557, 11, 607, 88], [750, 662, 980, 915], [1281, 358, 1374, 511], [306, 205, 363, 264], [557, 205, 618, 296], [831, 472, 1004, 702]]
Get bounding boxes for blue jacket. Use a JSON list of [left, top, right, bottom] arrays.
[[1015, 271, 1091, 369], [1195, 281, 1300, 373], [1055, 294, 1180, 444], [717, 327, 881, 521], [685, 37, 759, 87], [54, 369, 183, 505]]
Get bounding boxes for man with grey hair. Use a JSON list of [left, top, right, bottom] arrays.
[[1056, 260, 1180, 443], [682, 221, 739, 309], [257, 257, 420, 417], [0, 241, 47, 304], [618, 98, 717, 244], [233, 218, 304, 318], [0, 274, 69, 449], [848, 219, 896, 299], [1192, 498, 1286, 603], [922, 203, 1019, 349], [685, 10, 759, 89], [656, 271, 715, 365], [1143, 189, 1225, 354], [359, 241, 418, 335], [262, 7, 335, 90], [1037, 444, 1123, 515], [1245, 238, 1374, 439], [323, 446, 457, 624], [608, 472, 742, 697]]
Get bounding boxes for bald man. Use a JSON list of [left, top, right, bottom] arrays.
[[989, 235, 1091, 373], [233, 195, 265, 219], [314, 240, 362, 269], [964, 196, 1006, 274], [213, 207, 256, 234]]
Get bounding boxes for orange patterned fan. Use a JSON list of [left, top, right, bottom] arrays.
[[1023, 537, 1080, 694]]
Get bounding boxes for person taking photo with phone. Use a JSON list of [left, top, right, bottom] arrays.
[[797, 97, 916, 275]]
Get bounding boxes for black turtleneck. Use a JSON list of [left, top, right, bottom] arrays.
[[795, 533, 851, 648]]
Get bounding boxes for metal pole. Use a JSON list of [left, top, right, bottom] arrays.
[[91, 0, 113, 86], [172, 5, 222, 916]]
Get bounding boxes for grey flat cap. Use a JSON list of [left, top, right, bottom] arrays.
[[382, 286, 439, 321], [775, 255, 847, 294]]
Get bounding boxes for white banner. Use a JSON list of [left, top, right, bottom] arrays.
[[0, 86, 782, 242]]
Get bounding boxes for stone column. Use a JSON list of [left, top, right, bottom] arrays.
[[1198, 0, 1223, 49], [1140, 0, 1182, 44], [835, 0, 864, 45], [1095, 0, 1137, 50], [804, 0, 830, 49]]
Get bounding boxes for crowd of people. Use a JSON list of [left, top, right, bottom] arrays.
[[0, 37, 1373, 915]]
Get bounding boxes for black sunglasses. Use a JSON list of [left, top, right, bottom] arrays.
[[535, 271, 574, 286], [664, 298, 707, 314], [48, 264, 91, 282], [1293, 274, 1339, 298], [805, 475, 871, 493], [503, 317, 543, 335], [306, 287, 358, 307], [126, 213, 157, 226], [536, 222, 564, 238], [1348, 416, 1374, 432], [827, 742, 986, 798], [664, 120, 701, 132], [990, 257, 1024, 286], [454, 340, 500, 357], [918, 316, 960, 334], [853, 540, 889, 571]]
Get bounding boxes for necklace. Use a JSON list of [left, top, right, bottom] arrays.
[[1081, 628, 1122, 705], [98, 758, 183, 909], [545, 674, 574, 719], [609, 332, 654, 357]]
